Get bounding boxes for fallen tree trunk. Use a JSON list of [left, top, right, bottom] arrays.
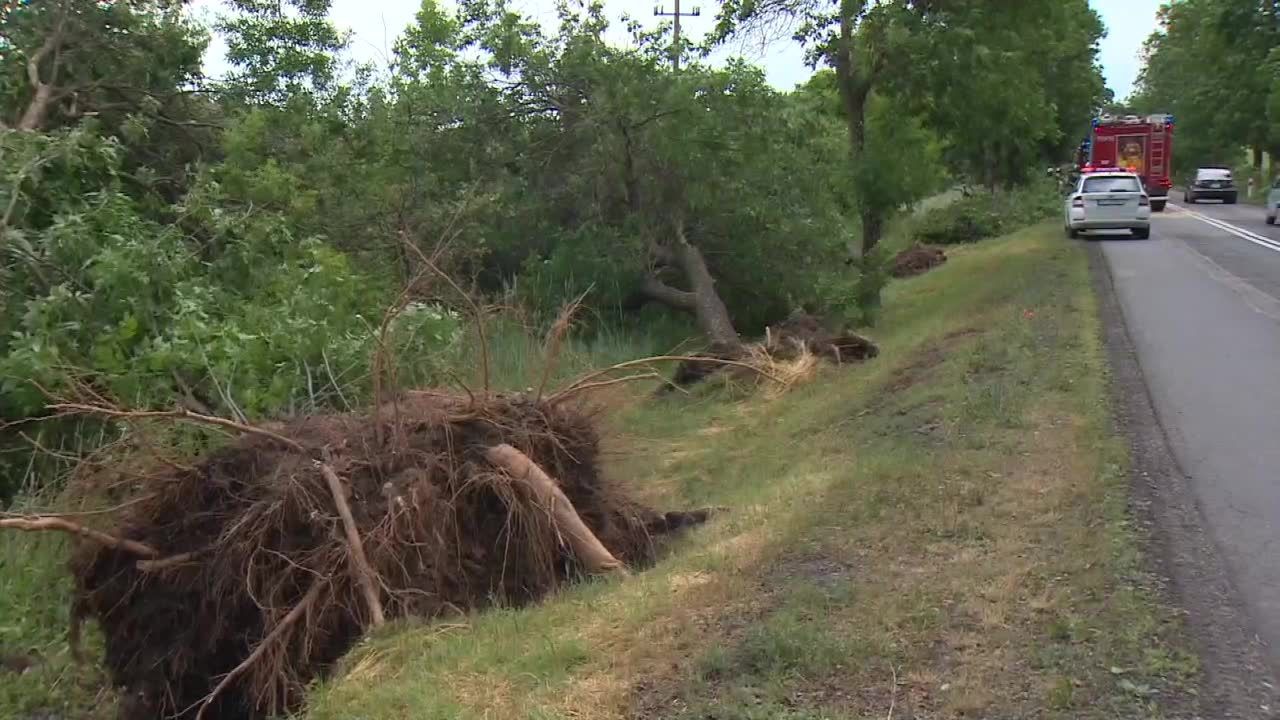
[[485, 443, 627, 576], [642, 218, 743, 351]]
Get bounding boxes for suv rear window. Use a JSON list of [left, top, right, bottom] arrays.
[[1196, 168, 1232, 180], [1082, 176, 1142, 193]]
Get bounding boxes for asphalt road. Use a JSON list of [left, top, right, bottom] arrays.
[[1098, 189, 1280, 675]]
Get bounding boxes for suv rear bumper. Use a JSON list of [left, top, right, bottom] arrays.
[[1188, 187, 1237, 200], [1068, 219, 1151, 231]]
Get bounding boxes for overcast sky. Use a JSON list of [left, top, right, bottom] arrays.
[[190, 0, 1164, 101]]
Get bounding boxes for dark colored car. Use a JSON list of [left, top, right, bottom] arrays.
[[1185, 167, 1237, 204]]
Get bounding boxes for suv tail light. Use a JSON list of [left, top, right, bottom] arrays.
[[1139, 195, 1150, 206], [1159, 178, 1173, 188], [1072, 197, 1084, 208]]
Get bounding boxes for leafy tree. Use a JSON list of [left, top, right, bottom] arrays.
[[709, 0, 1106, 234], [1134, 0, 1280, 174], [0, 127, 459, 498], [216, 0, 350, 104], [0, 0, 208, 132], [0, 0, 1111, 499], [451, 1, 870, 342]]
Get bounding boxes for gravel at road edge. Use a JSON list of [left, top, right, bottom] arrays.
[[1089, 241, 1280, 719]]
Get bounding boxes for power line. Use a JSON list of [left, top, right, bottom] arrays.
[[654, 1, 701, 72]]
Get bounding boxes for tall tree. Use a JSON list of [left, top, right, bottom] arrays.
[[711, 0, 1105, 228], [217, 0, 349, 104], [1134, 0, 1280, 172], [0, 0, 207, 132]]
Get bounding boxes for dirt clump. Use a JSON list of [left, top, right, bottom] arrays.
[[68, 392, 705, 720], [0, 651, 41, 675], [659, 315, 878, 393], [891, 244, 947, 278], [765, 313, 879, 365]]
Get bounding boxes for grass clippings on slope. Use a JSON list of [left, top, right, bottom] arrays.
[[306, 224, 1197, 720]]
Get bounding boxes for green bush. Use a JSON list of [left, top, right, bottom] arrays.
[[0, 129, 462, 499], [914, 195, 1007, 244], [913, 179, 1059, 245]]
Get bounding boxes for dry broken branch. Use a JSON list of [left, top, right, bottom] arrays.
[[47, 403, 306, 453], [401, 235, 492, 396], [373, 229, 456, 422], [317, 460, 385, 627], [137, 550, 203, 572], [0, 516, 158, 558], [535, 293, 588, 401], [548, 354, 784, 403], [545, 372, 668, 401]]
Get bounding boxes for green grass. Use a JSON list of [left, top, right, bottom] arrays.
[[304, 224, 1197, 720], [0, 532, 115, 719], [470, 311, 698, 394]]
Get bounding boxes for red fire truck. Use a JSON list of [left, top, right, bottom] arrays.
[[1077, 113, 1175, 212]]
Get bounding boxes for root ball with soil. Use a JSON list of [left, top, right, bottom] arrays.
[[53, 392, 704, 719]]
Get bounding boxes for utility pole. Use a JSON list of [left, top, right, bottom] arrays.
[[654, 1, 700, 72]]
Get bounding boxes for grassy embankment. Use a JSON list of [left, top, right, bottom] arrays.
[[306, 224, 1196, 719], [0, 222, 1197, 719]]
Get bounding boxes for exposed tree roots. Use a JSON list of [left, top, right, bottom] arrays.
[[9, 392, 709, 720]]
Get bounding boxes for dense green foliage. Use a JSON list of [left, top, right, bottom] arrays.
[[1133, 0, 1280, 177], [0, 0, 1106, 498], [712, 0, 1108, 195], [913, 181, 1061, 246]]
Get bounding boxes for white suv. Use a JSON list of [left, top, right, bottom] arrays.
[[1064, 170, 1152, 239]]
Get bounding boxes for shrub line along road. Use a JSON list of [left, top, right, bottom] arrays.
[[1097, 190, 1280, 692]]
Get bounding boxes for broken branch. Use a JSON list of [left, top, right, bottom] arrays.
[[535, 293, 588, 401], [316, 460, 385, 627], [639, 274, 697, 310], [401, 235, 492, 396], [0, 516, 158, 558], [547, 372, 667, 402], [549, 355, 783, 403], [47, 403, 305, 453], [137, 550, 203, 572]]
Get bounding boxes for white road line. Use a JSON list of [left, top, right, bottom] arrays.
[[1168, 203, 1280, 254]]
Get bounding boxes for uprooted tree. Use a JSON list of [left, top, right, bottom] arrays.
[[4, 377, 711, 719], [451, 2, 878, 341]]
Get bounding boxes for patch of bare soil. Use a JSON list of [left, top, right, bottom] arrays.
[[625, 581, 779, 720], [885, 347, 948, 394], [891, 244, 948, 279], [0, 651, 40, 675], [880, 328, 983, 396], [64, 393, 706, 720]]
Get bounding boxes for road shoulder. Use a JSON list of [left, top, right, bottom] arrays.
[[1088, 240, 1280, 718]]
